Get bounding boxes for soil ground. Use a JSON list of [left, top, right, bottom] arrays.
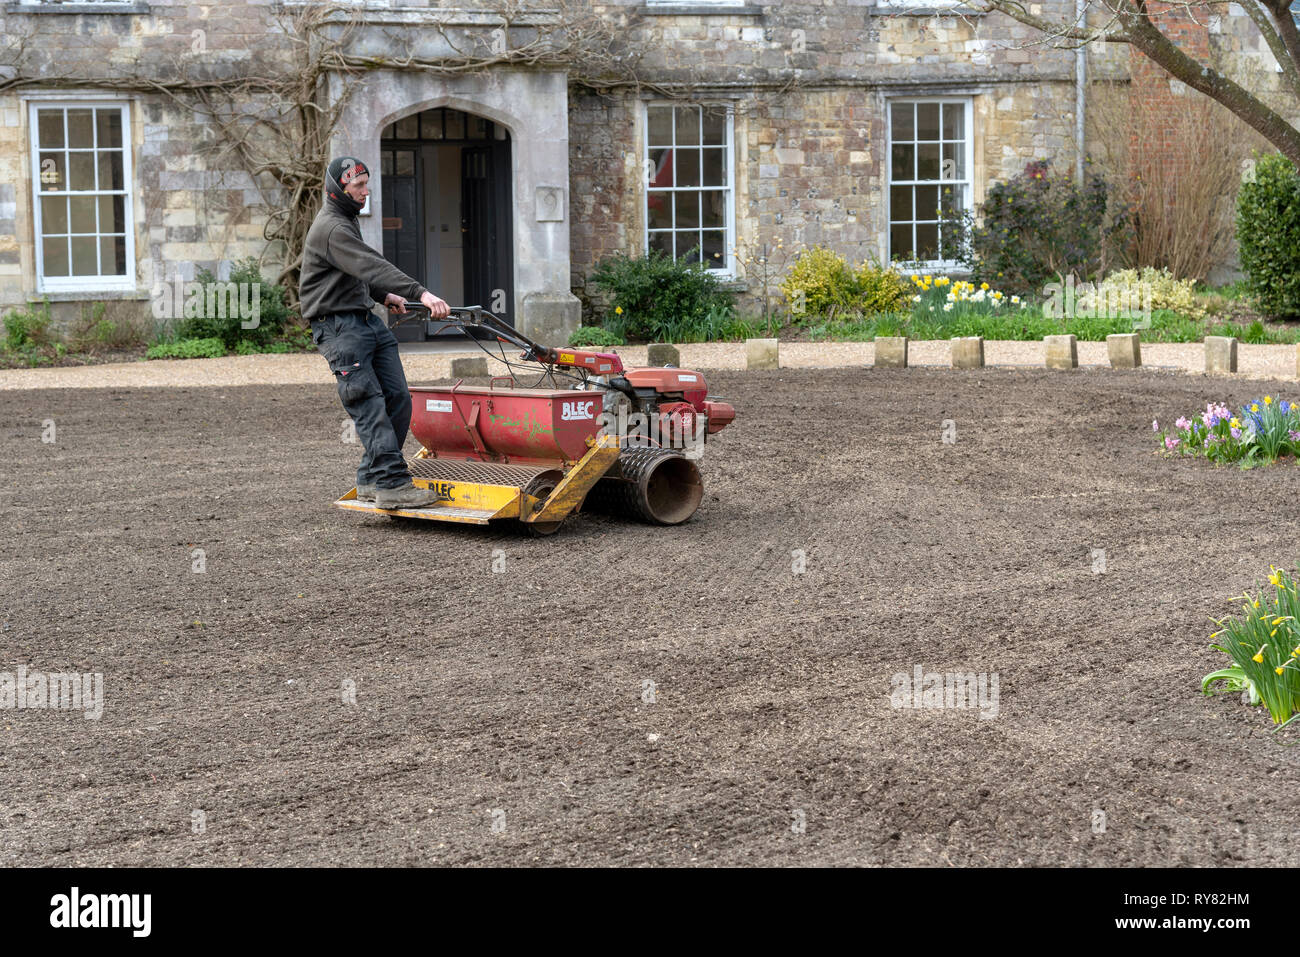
[[2, 366, 1299, 866]]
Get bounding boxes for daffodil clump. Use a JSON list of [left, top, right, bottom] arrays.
[[908, 274, 1028, 317], [1155, 396, 1300, 467], [1203, 564, 1300, 727]]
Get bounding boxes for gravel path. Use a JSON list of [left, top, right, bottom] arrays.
[[1, 340, 1297, 389]]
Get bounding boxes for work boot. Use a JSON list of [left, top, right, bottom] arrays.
[[374, 482, 440, 509], [356, 484, 377, 502]]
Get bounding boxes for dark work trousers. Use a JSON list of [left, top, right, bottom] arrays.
[[310, 309, 414, 490]]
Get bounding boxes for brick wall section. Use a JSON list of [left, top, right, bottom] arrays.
[[1128, 1, 1213, 178]]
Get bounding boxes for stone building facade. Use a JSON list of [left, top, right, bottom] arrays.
[[0, 0, 1287, 340]]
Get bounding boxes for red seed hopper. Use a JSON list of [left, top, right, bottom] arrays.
[[334, 305, 736, 534]]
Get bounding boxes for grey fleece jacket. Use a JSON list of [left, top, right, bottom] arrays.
[[299, 202, 427, 321]]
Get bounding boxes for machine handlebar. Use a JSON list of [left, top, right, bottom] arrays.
[[388, 302, 625, 377], [389, 303, 550, 360]]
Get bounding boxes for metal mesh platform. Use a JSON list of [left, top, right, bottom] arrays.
[[407, 456, 553, 488], [335, 499, 496, 523]]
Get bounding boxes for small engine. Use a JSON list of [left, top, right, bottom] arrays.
[[575, 366, 735, 452]]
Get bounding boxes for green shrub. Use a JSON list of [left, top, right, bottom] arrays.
[[568, 326, 626, 348], [145, 337, 226, 360], [1096, 266, 1205, 321], [590, 248, 735, 343], [779, 246, 856, 318], [1141, 312, 1203, 343], [280, 327, 312, 352], [1209, 319, 1268, 344], [177, 257, 291, 349], [233, 340, 295, 355], [657, 302, 761, 343], [1236, 153, 1300, 318], [63, 302, 146, 352], [779, 248, 911, 321], [3, 300, 54, 351], [957, 158, 1128, 296], [854, 261, 911, 315], [90, 318, 145, 350]]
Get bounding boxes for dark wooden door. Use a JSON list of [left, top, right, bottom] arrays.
[[381, 148, 422, 280], [461, 143, 514, 327], [381, 147, 424, 339]]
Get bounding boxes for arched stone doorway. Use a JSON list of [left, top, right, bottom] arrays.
[[379, 107, 513, 340], [327, 69, 579, 344]]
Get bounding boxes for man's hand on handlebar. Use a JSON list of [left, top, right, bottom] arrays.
[[383, 291, 450, 319], [420, 291, 450, 319]]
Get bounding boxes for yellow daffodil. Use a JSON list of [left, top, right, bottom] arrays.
[[1251, 404, 1260, 413], [1277, 666, 1286, 675], [1230, 418, 1242, 429], [615, 306, 623, 315], [1264, 396, 1272, 405], [980, 282, 989, 291], [1253, 644, 1267, 663]]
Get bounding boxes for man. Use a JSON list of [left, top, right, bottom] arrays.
[[300, 156, 451, 509]]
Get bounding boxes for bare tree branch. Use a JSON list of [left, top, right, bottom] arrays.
[[978, 0, 1300, 165]]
